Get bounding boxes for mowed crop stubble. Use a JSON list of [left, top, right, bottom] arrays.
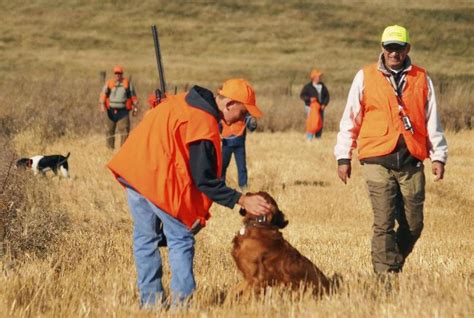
[[0, 0, 473, 317]]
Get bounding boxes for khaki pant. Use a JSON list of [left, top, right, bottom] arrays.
[[0, 219, 4, 260], [362, 163, 425, 273], [106, 114, 130, 149]]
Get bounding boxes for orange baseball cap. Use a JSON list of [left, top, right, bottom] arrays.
[[218, 78, 263, 118], [310, 69, 322, 79], [113, 66, 124, 74]]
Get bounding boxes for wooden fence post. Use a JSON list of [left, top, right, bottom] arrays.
[[100, 71, 106, 84]]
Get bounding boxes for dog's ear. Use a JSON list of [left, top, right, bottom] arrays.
[[272, 210, 289, 229]]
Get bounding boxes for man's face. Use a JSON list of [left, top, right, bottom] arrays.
[[114, 72, 123, 81], [312, 75, 320, 84], [222, 100, 248, 125], [382, 43, 410, 70]]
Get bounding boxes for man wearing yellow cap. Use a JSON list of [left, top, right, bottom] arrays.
[[107, 79, 271, 307], [334, 25, 448, 275], [99, 66, 139, 149]]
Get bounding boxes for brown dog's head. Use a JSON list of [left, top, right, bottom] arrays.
[[239, 191, 289, 229]]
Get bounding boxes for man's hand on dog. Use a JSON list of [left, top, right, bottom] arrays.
[[238, 194, 272, 216]]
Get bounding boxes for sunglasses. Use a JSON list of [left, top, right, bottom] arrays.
[[383, 44, 407, 52], [114, 72, 123, 75]]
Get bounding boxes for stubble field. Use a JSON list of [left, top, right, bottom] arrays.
[[0, 128, 472, 317], [0, 0, 473, 317]]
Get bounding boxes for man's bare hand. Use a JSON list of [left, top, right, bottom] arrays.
[[99, 104, 106, 112], [432, 161, 445, 182], [238, 194, 271, 216], [337, 164, 351, 184]]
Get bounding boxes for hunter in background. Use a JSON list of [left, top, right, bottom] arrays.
[[99, 66, 139, 149]]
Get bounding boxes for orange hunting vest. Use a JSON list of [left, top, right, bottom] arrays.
[[358, 64, 429, 161], [100, 78, 137, 110], [305, 99, 322, 134], [107, 93, 222, 229], [221, 119, 246, 138]]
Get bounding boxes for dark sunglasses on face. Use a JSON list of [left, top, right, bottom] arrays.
[[383, 44, 407, 52]]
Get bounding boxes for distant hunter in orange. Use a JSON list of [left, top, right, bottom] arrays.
[[300, 68, 330, 141], [99, 66, 139, 149], [220, 108, 260, 191]]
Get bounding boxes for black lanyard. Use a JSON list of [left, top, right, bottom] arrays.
[[387, 71, 407, 98], [385, 72, 414, 134]]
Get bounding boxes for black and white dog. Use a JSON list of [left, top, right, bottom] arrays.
[[16, 152, 70, 178]]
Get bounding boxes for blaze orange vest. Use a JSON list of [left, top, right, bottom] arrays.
[[305, 99, 322, 134], [221, 119, 246, 138], [358, 64, 429, 161], [107, 93, 222, 229], [100, 78, 137, 110]]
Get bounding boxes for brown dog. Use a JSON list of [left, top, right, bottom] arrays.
[[231, 191, 335, 299]]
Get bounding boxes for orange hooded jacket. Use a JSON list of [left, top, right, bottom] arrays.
[[107, 92, 222, 229]]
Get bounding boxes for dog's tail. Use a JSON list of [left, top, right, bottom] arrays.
[[56, 152, 70, 167]]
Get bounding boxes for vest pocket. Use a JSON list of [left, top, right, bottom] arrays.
[[359, 110, 388, 138]]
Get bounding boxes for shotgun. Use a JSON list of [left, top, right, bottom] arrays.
[[151, 25, 166, 103]]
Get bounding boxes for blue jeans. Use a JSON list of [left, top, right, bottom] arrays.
[[304, 106, 324, 139], [126, 187, 196, 307], [222, 144, 248, 188]]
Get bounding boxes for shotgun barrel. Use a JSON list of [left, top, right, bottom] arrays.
[[151, 25, 166, 101]]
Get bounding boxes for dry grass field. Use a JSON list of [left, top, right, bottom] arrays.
[[0, 0, 473, 317], [1, 130, 473, 317]]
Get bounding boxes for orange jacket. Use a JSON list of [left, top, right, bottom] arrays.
[[107, 93, 222, 229], [358, 64, 428, 161], [305, 99, 323, 134], [100, 78, 138, 110]]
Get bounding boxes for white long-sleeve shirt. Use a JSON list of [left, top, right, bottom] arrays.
[[334, 59, 448, 164]]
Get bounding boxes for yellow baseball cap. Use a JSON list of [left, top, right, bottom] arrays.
[[219, 78, 263, 118], [381, 25, 410, 46]]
